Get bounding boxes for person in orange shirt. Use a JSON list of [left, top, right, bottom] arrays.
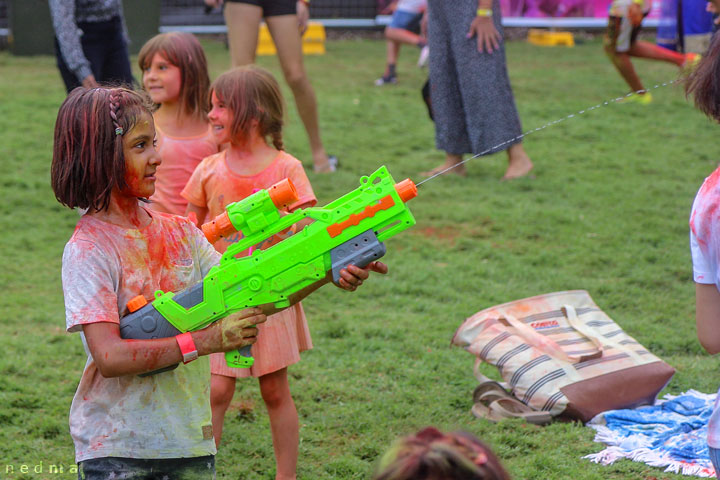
[[183, 65, 382, 480], [139, 32, 221, 215]]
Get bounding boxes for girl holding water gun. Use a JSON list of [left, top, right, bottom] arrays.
[[52, 86, 265, 479], [52, 86, 383, 479], [182, 65, 364, 480], [139, 32, 221, 216]]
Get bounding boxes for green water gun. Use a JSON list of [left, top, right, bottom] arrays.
[[119, 166, 418, 373]]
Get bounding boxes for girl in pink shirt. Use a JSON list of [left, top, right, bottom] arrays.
[[183, 65, 320, 480], [139, 32, 220, 216]]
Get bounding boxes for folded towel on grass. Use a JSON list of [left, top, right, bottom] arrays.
[[584, 390, 717, 477]]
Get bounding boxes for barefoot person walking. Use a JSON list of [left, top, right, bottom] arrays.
[[422, 0, 533, 180]]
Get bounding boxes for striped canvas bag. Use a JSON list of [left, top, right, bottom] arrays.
[[451, 290, 675, 422]]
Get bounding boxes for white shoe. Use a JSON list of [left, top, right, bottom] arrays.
[[417, 45, 429, 68], [374, 75, 397, 86]]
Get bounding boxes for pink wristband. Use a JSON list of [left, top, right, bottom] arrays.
[[176, 332, 198, 364]]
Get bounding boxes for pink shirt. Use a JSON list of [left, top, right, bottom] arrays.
[[62, 210, 220, 461], [690, 165, 720, 448], [148, 124, 219, 216], [181, 150, 317, 254]]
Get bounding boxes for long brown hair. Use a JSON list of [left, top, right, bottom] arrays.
[[373, 427, 512, 480], [211, 65, 285, 150], [138, 32, 210, 121], [51, 87, 153, 212], [686, 35, 720, 122]]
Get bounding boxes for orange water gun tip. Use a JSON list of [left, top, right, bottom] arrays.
[[269, 178, 299, 208], [395, 178, 418, 202]]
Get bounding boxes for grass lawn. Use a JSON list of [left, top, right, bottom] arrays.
[[1, 32, 719, 479]]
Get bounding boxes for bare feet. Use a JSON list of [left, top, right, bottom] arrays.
[[502, 144, 533, 180], [421, 153, 466, 178], [313, 154, 338, 173], [420, 164, 467, 178]]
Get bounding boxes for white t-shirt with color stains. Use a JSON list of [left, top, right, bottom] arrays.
[[61, 210, 221, 462], [690, 165, 720, 449]]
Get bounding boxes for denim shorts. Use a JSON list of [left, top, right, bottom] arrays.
[[78, 456, 215, 480], [389, 9, 423, 33]]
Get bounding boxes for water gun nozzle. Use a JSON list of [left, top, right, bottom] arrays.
[[395, 179, 418, 203]]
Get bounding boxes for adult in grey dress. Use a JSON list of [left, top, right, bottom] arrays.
[[423, 0, 533, 180]]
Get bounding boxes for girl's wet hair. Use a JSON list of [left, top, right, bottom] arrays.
[[138, 32, 211, 120], [211, 65, 285, 150], [686, 34, 720, 122], [51, 87, 153, 212], [373, 427, 511, 480]]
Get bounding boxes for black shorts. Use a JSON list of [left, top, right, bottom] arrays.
[[225, 0, 297, 16]]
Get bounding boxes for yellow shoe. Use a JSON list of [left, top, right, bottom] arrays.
[[620, 91, 653, 105], [682, 53, 702, 73]]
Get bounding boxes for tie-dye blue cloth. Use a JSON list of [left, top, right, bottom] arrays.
[[584, 390, 717, 477]]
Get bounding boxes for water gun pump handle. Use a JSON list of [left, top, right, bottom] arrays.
[[202, 178, 299, 244]]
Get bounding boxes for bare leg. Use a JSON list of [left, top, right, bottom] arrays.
[[421, 152, 466, 177], [605, 44, 644, 92], [384, 40, 400, 76], [385, 26, 424, 46], [503, 143, 533, 180], [223, 2, 263, 67], [266, 15, 332, 172], [259, 368, 299, 480], [210, 374, 237, 447], [628, 40, 686, 66]]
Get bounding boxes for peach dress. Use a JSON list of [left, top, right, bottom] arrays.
[[149, 124, 219, 216], [182, 150, 317, 378]]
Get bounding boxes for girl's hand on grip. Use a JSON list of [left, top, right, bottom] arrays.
[[336, 261, 388, 291], [197, 308, 266, 354]]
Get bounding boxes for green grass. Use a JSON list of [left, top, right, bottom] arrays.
[[1, 34, 718, 479]]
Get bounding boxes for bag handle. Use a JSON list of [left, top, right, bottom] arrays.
[[560, 305, 605, 359], [499, 305, 602, 363]]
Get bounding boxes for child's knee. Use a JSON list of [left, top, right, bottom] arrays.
[[259, 370, 291, 408], [603, 39, 617, 57], [211, 375, 236, 407]]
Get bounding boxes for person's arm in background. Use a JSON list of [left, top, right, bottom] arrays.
[[467, 0, 501, 53], [628, 0, 648, 27], [118, 1, 131, 53], [186, 202, 209, 227], [48, 0, 98, 88], [297, 0, 310, 35], [707, 0, 720, 24]]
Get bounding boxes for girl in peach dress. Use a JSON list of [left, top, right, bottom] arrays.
[[182, 65, 316, 480]]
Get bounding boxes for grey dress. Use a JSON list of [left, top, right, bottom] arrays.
[[428, 0, 522, 156]]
